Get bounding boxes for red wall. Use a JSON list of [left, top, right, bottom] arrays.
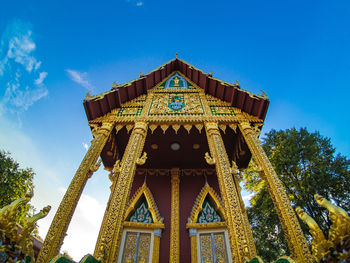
[[129, 172, 220, 263]]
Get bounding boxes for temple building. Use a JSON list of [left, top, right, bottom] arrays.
[[36, 57, 314, 263]]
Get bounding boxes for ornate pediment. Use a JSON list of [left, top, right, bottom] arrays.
[[124, 182, 163, 225], [187, 183, 225, 225]]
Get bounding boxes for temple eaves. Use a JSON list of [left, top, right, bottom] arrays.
[[83, 58, 269, 121]]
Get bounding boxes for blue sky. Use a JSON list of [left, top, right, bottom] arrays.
[[0, 0, 349, 260]]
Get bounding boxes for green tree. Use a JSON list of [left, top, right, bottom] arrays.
[[0, 150, 34, 224], [243, 128, 350, 262]]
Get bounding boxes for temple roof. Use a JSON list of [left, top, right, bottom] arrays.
[[83, 58, 269, 121]]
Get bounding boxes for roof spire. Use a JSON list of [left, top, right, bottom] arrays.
[[175, 52, 178, 59]]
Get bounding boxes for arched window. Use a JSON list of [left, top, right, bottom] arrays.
[[118, 183, 164, 263], [187, 183, 232, 263]]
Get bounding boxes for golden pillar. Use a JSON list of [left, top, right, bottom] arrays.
[[239, 121, 313, 263], [94, 121, 148, 262], [152, 228, 162, 263], [232, 169, 257, 258], [37, 122, 114, 263], [189, 228, 198, 263], [170, 168, 180, 263], [205, 121, 255, 262]]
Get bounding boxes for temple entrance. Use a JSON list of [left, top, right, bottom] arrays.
[[37, 59, 313, 263]]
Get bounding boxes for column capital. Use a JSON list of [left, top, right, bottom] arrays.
[[204, 121, 220, 135], [154, 228, 162, 237], [189, 228, 197, 237], [171, 168, 180, 181], [238, 121, 253, 135], [94, 122, 115, 137], [133, 121, 148, 135]]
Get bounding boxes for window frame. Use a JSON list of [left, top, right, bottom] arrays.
[[196, 228, 232, 263], [117, 228, 155, 263]]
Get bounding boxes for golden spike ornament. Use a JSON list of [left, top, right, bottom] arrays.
[[88, 159, 102, 178], [204, 152, 216, 165], [136, 152, 148, 165], [108, 159, 121, 183]]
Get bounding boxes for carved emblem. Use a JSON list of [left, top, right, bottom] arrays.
[[169, 95, 185, 111], [165, 73, 188, 89]]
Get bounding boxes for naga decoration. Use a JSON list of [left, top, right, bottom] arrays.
[[296, 194, 350, 262], [0, 193, 50, 263]]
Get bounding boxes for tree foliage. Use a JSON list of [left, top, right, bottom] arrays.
[[244, 128, 350, 262], [0, 150, 34, 224]]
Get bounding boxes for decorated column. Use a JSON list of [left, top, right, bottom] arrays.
[[231, 163, 257, 258], [94, 121, 148, 262], [37, 122, 114, 263], [239, 121, 313, 263], [189, 228, 198, 263], [152, 228, 162, 263], [170, 168, 180, 263], [205, 121, 255, 263]]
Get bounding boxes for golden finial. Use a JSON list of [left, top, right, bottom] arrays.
[[175, 52, 178, 58], [173, 76, 180, 87], [84, 90, 93, 100]]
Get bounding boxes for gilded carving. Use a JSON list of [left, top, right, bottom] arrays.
[[297, 195, 350, 261], [204, 152, 216, 165], [187, 183, 225, 225], [37, 121, 114, 263], [148, 93, 204, 116], [296, 207, 331, 261], [124, 182, 163, 225], [170, 169, 180, 263], [205, 121, 256, 262], [238, 120, 313, 263], [94, 121, 148, 262]]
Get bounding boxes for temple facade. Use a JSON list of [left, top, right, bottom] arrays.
[[36, 58, 314, 263]]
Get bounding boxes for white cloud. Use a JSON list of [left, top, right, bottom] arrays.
[[6, 30, 37, 72], [3, 82, 48, 112], [37, 189, 106, 261], [136, 2, 143, 6], [242, 192, 254, 207], [242, 193, 254, 201], [0, 19, 48, 115], [35, 72, 48, 85], [66, 69, 93, 90], [82, 142, 89, 151], [34, 61, 41, 71]]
